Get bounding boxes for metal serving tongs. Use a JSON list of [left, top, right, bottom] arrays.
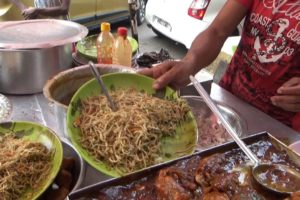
[[89, 61, 117, 111], [189, 75, 300, 195]]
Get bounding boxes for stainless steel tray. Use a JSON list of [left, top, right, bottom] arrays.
[[68, 131, 300, 199]]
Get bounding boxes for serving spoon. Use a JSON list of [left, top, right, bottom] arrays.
[[88, 61, 118, 111], [189, 75, 300, 195]]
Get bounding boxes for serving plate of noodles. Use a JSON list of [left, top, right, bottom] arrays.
[[67, 73, 198, 177], [0, 121, 63, 200]]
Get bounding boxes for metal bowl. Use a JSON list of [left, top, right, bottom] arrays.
[[61, 138, 85, 192], [40, 138, 85, 199], [43, 64, 136, 138], [182, 95, 247, 150], [0, 46, 73, 94], [0, 20, 88, 94]]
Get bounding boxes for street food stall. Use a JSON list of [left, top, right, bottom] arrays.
[[0, 18, 300, 200], [3, 71, 300, 199]]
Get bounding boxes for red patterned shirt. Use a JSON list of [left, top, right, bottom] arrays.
[[219, 0, 300, 131]]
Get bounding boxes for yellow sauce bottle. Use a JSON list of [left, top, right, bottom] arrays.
[[97, 22, 115, 64]]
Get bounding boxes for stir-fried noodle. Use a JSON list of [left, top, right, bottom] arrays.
[[0, 134, 52, 200], [74, 88, 190, 174]]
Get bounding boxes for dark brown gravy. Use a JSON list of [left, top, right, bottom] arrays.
[[256, 165, 300, 192], [73, 139, 300, 200]]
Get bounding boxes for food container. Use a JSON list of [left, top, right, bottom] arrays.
[[0, 46, 73, 94], [182, 95, 247, 150], [40, 138, 85, 199], [43, 64, 135, 138], [68, 132, 300, 199], [0, 19, 88, 94], [61, 138, 85, 191], [0, 120, 64, 200]]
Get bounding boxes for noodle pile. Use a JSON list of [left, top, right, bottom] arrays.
[[74, 88, 190, 174], [0, 133, 52, 200]]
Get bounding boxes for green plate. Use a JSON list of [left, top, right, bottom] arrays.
[[76, 34, 138, 62], [67, 73, 198, 177], [0, 121, 63, 200]]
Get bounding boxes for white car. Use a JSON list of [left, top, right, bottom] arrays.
[[146, 0, 240, 49]]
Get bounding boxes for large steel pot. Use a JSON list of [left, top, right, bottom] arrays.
[[0, 19, 88, 94], [0, 45, 72, 94], [43, 64, 135, 138]]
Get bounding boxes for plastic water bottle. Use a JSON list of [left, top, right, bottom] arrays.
[[97, 22, 115, 64], [113, 27, 132, 67]]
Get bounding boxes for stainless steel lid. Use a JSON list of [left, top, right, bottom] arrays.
[[0, 19, 88, 49], [0, 94, 12, 122]]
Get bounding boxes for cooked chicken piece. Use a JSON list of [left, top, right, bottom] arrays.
[[195, 153, 226, 186], [155, 168, 194, 200], [61, 156, 76, 171], [55, 169, 73, 189], [211, 172, 240, 194], [97, 192, 110, 200], [284, 192, 300, 200], [43, 187, 70, 200], [202, 191, 230, 200]]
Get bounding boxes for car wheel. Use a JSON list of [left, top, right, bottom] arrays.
[[151, 27, 164, 37], [137, 0, 146, 25]]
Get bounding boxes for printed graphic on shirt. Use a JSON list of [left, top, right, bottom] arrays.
[[248, 0, 299, 73], [254, 18, 289, 63], [220, 0, 300, 128]]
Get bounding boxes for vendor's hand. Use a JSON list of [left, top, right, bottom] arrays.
[[271, 77, 300, 112], [138, 59, 197, 90], [22, 7, 39, 20]]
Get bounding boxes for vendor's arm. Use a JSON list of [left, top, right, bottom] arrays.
[[22, 0, 70, 19], [271, 77, 300, 112], [139, 0, 248, 90]]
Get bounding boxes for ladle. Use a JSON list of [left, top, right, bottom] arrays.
[[189, 75, 300, 195], [88, 61, 117, 111]]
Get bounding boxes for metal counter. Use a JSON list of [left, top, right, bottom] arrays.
[[210, 83, 300, 143], [181, 81, 300, 144], [3, 80, 300, 188]]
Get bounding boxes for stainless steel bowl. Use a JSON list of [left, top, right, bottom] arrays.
[[0, 46, 73, 94], [61, 138, 85, 191], [182, 95, 247, 150], [43, 64, 136, 138], [0, 20, 88, 94], [40, 138, 85, 199]]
